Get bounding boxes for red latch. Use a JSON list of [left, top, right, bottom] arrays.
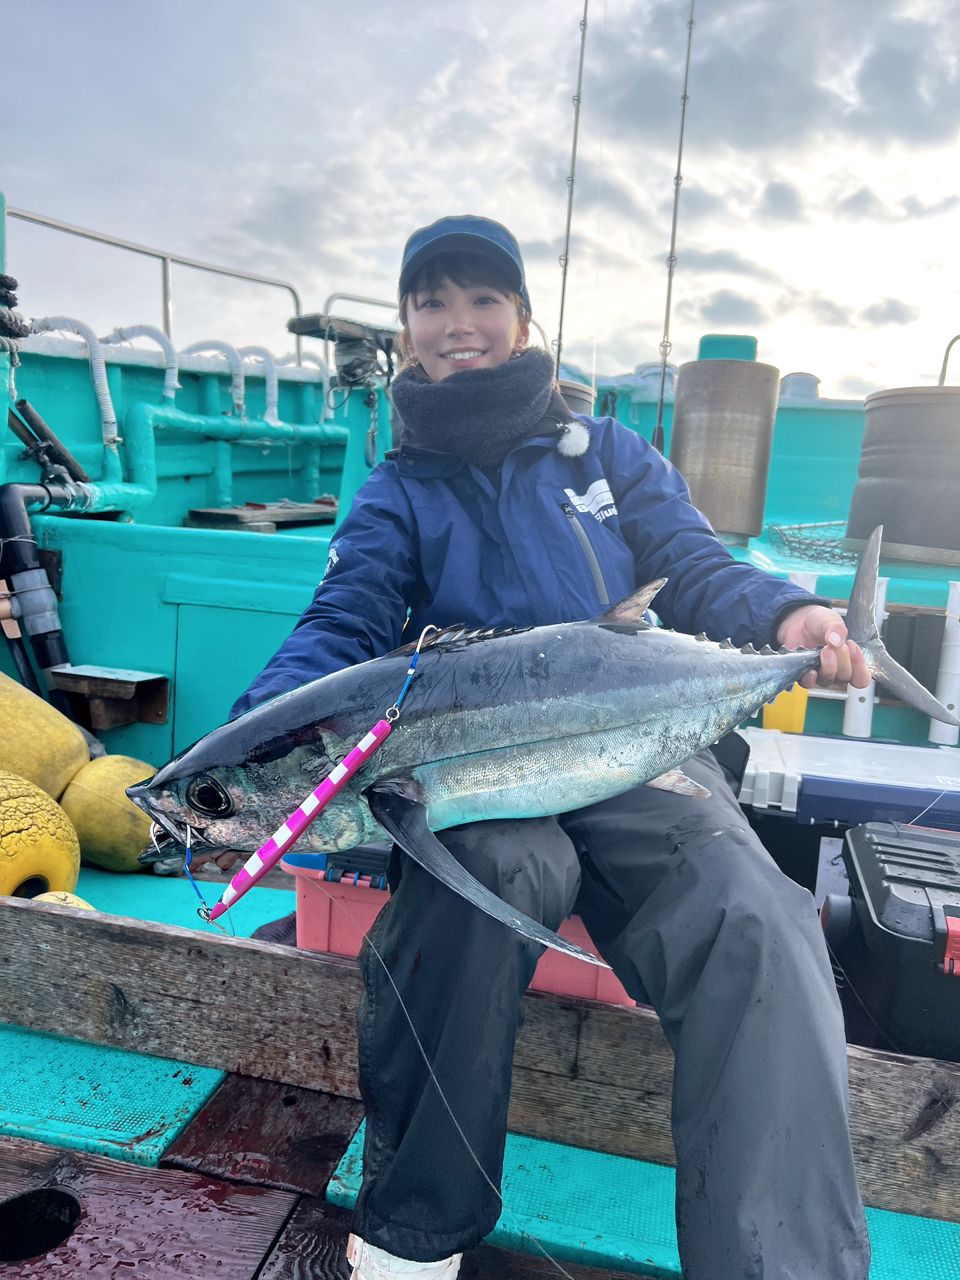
[[945, 916, 960, 977]]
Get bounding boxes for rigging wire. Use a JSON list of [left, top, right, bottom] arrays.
[[554, 0, 590, 379], [651, 0, 697, 454]]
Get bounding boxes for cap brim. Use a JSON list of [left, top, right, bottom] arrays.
[[399, 232, 525, 299]]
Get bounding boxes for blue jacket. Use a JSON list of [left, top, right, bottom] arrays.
[[232, 417, 818, 717]]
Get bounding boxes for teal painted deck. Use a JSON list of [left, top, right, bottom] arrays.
[[0, 872, 296, 1163], [74, 865, 295, 936], [330, 1123, 960, 1278], [0, 1025, 223, 1165]]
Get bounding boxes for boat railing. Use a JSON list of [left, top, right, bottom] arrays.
[[7, 205, 307, 365]]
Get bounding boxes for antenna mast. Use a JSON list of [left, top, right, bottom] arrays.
[[555, 0, 589, 377], [652, 0, 696, 453]]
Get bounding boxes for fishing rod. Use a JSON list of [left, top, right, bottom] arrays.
[[651, 0, 697, 454], [554, 0, 590, 378]]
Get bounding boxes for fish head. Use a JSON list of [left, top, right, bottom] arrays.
[[126, 752, 275, 852], [126, 698, 371, 854]]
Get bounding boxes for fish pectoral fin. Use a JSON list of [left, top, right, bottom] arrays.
[[365, 783, 608, 968], [645, 768, 711, 798], [598, 578, 667, 625]]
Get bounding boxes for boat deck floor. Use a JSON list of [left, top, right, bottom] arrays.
[[2, 871, 960, 1275]]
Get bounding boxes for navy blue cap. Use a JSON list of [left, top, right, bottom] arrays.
[[399, 215, 530, 310]]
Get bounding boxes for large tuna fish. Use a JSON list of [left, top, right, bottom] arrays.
[[128, 527, 958, 960]]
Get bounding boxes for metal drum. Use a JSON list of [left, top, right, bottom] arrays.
[[669, 359, 779, 539], [847, 385, 960, 552], [558, 378, 595, 416]]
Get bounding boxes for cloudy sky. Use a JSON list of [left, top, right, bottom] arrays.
[[3, 0, 959, 397]]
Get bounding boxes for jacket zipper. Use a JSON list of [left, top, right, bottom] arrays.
[[561, 503, 609, 606]]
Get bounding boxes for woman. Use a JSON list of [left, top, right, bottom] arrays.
[[233, 216, 871, 1280]]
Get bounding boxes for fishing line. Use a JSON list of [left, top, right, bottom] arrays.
[[312, 865, 582, 1280], [904, 789, 949, 828]]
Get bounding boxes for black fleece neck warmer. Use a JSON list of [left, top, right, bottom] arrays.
[[391, 348, 567, 467]]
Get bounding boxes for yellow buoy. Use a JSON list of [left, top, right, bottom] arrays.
[[33, 890, 95, 910], [0, 672, 90, 799], [0, 768, 81, 897], [59, 755, 156, 873]]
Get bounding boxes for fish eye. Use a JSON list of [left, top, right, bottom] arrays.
[[186, 775, 234, 817]]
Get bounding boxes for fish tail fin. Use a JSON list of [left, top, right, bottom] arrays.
[[847, 526, 960, 727]]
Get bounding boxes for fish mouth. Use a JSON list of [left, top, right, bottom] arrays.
[[136, 812, 214, 867]]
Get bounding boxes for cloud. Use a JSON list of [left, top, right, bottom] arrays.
[[860, 298, 919, 325], [677, 184, 728, 222], [587, 1, 960, 157], [901, 194, 960, 218], [840, 374, 883, 398], [675, 248, 778, 281], [758, 181, 805, 223], [836, 186, 890, 220], [805, 296, 855, 326], [834, 186, 960, 222], [843, 17, 960, 143], [680, 289, 769, 327]]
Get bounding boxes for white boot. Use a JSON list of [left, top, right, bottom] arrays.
[[346, 1233, 462, 1278]]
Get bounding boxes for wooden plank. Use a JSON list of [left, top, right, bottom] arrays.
[[258, 1198, 655, 1280], [1, 898, 959, 1222], [0, 1135, 296, 1277], [0, 898, 579, 1088], [163, 1075, 364, 1194]]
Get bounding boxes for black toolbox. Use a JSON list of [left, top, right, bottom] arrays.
[[820, 822, 960, 1061]]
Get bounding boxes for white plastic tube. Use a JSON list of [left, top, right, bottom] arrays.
[[30, 316, 120, 446], [238, 346, 280, 424], [179, 340, 245, 417], [101, 324, 179, 400], [930, 582, 960, 747], [842, 576, 888, 738]]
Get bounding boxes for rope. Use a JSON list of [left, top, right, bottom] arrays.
[[0, 273, 26, 399]]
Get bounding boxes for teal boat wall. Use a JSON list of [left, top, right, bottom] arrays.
[[1, 323, 391, 763]]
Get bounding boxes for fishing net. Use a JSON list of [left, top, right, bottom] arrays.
[[766, 521, 859, 566]]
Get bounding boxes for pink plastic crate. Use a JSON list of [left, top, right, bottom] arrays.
[[281, 856, 634, 1007]]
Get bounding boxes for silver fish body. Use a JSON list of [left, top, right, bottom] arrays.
[[127, 528, 959, 958], [129, 620, 818, 853]]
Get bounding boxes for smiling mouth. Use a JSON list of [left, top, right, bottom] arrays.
[[443, 350, 486, 361]]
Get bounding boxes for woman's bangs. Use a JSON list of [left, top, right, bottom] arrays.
[[411, 252, 516, 297]]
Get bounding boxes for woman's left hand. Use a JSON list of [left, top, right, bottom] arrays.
[[776, 604, 873, 690]]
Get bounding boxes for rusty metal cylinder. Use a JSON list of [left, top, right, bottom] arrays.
[[669, 358, 779, 539]]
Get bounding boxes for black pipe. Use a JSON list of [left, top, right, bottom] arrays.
[[2, 629, 43, 697], [12, 400, 91, 483], [0, 481, 73, 672]]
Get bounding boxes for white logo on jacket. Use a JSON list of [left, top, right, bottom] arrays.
[[323, 542, 340, 578], [564, 480, 618, 523]]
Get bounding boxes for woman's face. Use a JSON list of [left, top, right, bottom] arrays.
[[405, 277, 529, 381]]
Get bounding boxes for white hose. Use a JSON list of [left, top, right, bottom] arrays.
[[179, 340, 245, 417], [238, 345, 280, 424], [30, 316, 120, 445], [101, 324, 180, 401]]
